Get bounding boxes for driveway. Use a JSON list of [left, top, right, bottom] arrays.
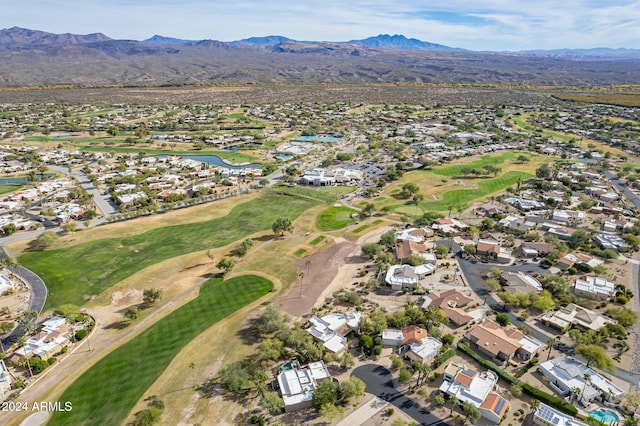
[[352, 364, 451, 426]]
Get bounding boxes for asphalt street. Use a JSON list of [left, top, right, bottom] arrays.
[[352, 364, 451, 426]]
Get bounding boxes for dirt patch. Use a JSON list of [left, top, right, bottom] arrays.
[[276, 241, 357, 318], [276, 226, 392, 318]]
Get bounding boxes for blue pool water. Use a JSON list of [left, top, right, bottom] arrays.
[[282, 363, 293, 371], [588, 409, 619, 424]]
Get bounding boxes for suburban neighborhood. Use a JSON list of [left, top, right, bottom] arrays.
[[0, 95, 639, 426]]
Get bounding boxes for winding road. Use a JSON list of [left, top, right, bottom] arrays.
[[352, 364, 451, 426]]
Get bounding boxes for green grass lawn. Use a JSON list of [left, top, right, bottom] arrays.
[[49, 275, 273, 426], [293, 248, 307, 257], [432, 153, 527, 177], [0, 183, 22, 194], [316, 205, 358, 231], [309, 235, 326, 245], [22, 136, 51, 142], [316, 186, 357, 195], [270, 186, 339, 203], [20, 193, 320, 309], [352, 224, 370, 234], [417, 171, 532, 212]]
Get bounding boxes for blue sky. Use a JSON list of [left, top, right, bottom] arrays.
[[1, 0, 639, 51]]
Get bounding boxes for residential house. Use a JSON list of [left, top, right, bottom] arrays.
[[573, 276, 615, 300], [532, 403, 589, 426], [405, 336, 443, 364], [594, 233, 629, 252], [476, 239, 512, 264], [384, 264, 436, 291], [538, 357, 625, 404], [498, 215, 534, 233], [277, 361, 331, 412], [464, 319, 542, 363], [306, 311, 362, 353], [518, 242, 554, 258], [499, 271, 543, 294], [439, 362, 510, 423], [395, 227, 433, 243], [431, 218, 468, 235], [556, 253, 603, 270], [510, 198, 545, 212], [381, 329, 404, 347], [395, 240, 428, 263], [551, 210, 586, 225], [540, 303, 615, 332], [11, 316, 72, 364], [421, 289, 474, 327]]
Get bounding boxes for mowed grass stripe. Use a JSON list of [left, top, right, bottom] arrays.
[[431, 153, 524, 177], [19, 193, 320, 309], [50, 275, 273, 426], [418, 171, 532, 212], [316, 205, 358, 231]]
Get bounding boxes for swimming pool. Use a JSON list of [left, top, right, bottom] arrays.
[[588, 409, 619, 424], [282, 362, 293, 371]]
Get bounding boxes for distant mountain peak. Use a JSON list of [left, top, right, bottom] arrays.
[[347, 34, 464, 52], [228, 35, 295, 47], [143, 35, 191, 45], [0, 26, 111, 50]]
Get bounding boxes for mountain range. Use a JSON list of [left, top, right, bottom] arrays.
[[0, 26, 639, 88]]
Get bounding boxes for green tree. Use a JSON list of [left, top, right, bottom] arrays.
[[359, 334, 374, 353], [511, 382, 523, 398], [398, 367, 413, 383], [216, 257, 235, 274], [568, 230, 590, 249], [495, 312, 510, 327], [2, 223, 16, 236], [29, 230, 58, 250], [606, 307, 639, 327], [260, 390, 284, 415], [462, 401, 481, 424], [107, 126, 119, 137], [256, 305, 289, 336], [143, 288, 163, 306], [530, 398, 541, 414], [272, 217, 293, 236], [449, 395, 459, 415], [547, 337, 558, 361], [341, 377, 366, 401], [576, 344, 616, 372], [379, 231, 397, 248], [311, 380, 341, 410], [361, 243, 382, 259], [258, 338, 284, 361], [339, 351, 355, 369], [218, 362, 252, 394], [124, 306, 141, 320]]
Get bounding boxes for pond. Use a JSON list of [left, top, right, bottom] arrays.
[[168, 155, 261, 170]]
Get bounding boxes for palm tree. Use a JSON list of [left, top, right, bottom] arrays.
[[449, 395, 459, 415], [571, 387, 582, 404], [530, 399, 541, 414], [547, 337, 558, 361], [298, 271, 304, 298]]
